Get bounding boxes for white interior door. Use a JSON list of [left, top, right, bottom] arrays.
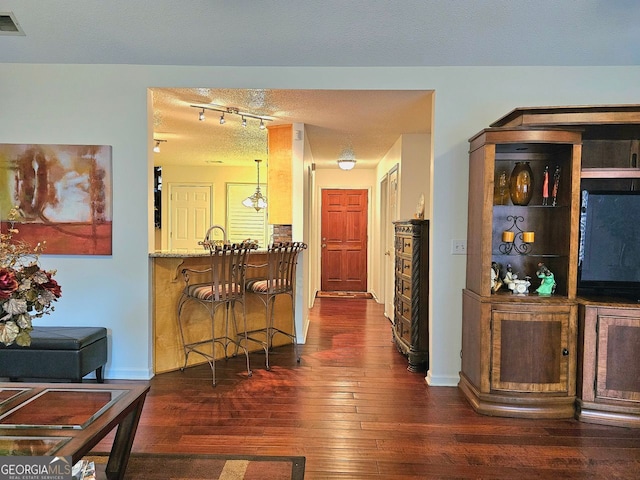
[[384, 165, 399, 320], [169, 184, 213, 251]]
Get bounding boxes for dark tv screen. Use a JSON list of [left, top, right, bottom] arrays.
[[579, 190, 640, 297]]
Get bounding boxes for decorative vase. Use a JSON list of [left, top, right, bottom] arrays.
[[509, 162, 534, 206]]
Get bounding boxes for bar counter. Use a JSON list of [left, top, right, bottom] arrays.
[[150, 250, 292, 374]]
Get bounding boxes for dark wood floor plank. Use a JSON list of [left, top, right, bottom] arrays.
[[94, 297, 640, 479]]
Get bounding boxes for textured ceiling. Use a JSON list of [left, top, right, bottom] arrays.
[[0, 1, 638, 66], [3, 1, 637, 168], [152, 89, 433, 168]]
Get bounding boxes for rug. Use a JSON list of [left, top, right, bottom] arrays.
[[86, 453, 305, 480], [316, 291, 373, 299]]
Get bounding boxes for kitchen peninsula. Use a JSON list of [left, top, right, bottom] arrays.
[[150, 250, 293, 374]]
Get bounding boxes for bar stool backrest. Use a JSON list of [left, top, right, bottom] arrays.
[[187, 242, 256, 303], [262, 242, 308, 295]]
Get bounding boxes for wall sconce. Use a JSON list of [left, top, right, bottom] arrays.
[[153, 139, 167, 153], [499, 215, 534, 255]]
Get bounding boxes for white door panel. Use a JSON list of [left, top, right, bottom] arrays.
[[169, 184, 213, 252]]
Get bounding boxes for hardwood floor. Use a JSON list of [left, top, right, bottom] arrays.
[[98, 298, 640, 479]]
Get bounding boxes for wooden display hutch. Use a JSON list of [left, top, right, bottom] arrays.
[[460, 105, 640, 424]]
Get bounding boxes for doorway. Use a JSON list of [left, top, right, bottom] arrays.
[[168, 183, 213, 251], [320, 188, 368, 292], [381, 164, 399, 319]]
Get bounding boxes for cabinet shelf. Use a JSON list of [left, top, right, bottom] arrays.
[[493, 204, 570, 210], [492, 253, 565, 259], [581, 168, 640, 179]]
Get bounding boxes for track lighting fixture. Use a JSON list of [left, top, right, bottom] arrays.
[[190, 104, 273, 129], [242, 159, 267, 211], [153, 139, 167, 153]]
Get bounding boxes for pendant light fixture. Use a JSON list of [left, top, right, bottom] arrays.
[[242, 159, 267, 211]]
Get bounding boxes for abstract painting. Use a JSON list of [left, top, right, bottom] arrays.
[[0, 144, 112, 255]]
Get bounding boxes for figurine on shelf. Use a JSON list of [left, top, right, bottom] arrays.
[[536, 262, 556, 296], [511, 277, 531, 295], [491, 262, 503, 293], [503, 264, 517, 291], [541, 165, 550, 206], [551, 165, 561, 206]]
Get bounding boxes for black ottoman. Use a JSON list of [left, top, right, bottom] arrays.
[[0, 327, 107, 383]]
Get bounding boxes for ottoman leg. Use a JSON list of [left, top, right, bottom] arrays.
[[96, 365, 105, 383]]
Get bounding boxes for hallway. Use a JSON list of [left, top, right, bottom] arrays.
[[117, 298, 640, 479]]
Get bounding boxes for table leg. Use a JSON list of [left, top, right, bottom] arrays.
[[105, 393, 148, 480]]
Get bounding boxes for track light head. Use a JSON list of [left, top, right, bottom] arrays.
[[219, 113, 225, 125], [259, 119, 265, 130], [199, 109, 205, 121], [241, 116, 247, 127], [153, 139, 167, 154]]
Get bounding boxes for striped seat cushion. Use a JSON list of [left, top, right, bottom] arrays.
[[246, 279, 290, 293], [187, 283, 242, 300]]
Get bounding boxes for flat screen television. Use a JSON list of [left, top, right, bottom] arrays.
[[578, 190, 640, 301]]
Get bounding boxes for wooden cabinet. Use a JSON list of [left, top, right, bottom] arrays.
[[461, 291, 578, 418], [460, 127, 581, 418], [462, 104, 640, 425], [392, 219, 429, 372], [577, 303, 640, 427]]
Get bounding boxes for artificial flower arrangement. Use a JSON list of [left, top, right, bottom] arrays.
[[0, 207, 62, 346]]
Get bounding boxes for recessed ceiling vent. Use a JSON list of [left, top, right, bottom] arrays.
[[0, 12, 25, 36]]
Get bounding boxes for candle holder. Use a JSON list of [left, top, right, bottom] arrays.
[[499, 215, 534, 255]]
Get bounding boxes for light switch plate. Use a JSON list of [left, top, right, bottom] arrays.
[[451, 239, 467, 255]]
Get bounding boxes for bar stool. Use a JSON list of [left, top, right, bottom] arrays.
[[245, 241, 307, 370], [176, 241, 257, 386]]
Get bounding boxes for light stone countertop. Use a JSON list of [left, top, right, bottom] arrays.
[[149, 249, 268, 258]]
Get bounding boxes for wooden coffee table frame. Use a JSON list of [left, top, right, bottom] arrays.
[[0, 382, 149, 480]]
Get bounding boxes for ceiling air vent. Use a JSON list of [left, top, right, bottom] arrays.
[[0, 12, 25, 36]]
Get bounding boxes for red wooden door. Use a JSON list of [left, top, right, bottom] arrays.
[[321, 189, 368, 291]]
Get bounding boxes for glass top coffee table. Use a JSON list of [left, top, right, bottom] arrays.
[[0, 382, 149, 480]]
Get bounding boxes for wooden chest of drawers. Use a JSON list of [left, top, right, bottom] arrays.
[[393, 219, 429, 372]]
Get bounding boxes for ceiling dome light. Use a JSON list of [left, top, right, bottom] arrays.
[[337, 158, 356, 170], [337, 147, 356, 170]]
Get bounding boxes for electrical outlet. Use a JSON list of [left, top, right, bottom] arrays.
[[451, 239, 467, 255]]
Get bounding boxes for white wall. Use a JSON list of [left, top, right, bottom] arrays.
[[1, 64, 639, 383]]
